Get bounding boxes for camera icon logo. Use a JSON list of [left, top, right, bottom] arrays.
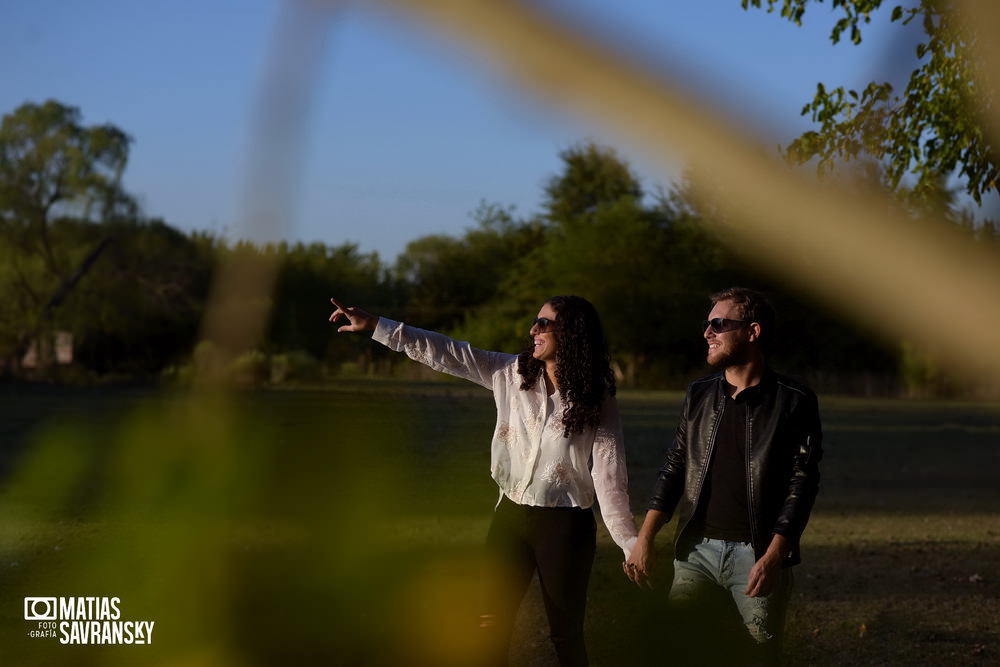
[[24, 597, 58, 621]]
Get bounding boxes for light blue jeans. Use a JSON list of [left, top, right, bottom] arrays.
[[670, 538, 793, 665]]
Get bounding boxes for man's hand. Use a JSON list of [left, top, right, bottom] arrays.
[[745, 534, 790, 598], [623, 536, 656, 589], [623, 510, 668, 589]]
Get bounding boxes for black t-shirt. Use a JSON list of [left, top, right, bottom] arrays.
[[695, 390, 754, 543]]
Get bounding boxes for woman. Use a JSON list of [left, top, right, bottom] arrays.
[[328, 295, 637, 667]]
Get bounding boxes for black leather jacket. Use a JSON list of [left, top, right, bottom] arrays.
[[648, 370, 823, 566]]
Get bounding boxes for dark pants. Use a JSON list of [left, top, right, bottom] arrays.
[[478, 496, 596, 667]]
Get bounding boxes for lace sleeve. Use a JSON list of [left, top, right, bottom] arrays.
[[372, 318, 514, 389], [590, 396, 638, 558]]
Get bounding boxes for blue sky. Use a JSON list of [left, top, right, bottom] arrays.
[[2, 0, 909, 261]]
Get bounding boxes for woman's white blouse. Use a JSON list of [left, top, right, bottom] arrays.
[[373, 318, 638, 557]]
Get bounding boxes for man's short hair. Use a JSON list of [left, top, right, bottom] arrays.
[[710, 287, 775, 347]]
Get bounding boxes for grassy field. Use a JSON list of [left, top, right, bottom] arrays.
[[0, 380, 997, 666]]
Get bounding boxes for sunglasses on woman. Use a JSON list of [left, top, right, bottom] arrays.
[[532, 317, 557, 333], [702, 317, 749, 334]]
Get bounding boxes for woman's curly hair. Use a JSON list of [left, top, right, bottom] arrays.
[[517, 295, 616, 436]]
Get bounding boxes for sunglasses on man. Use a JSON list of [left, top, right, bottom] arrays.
[[702, 318, 750, 334]]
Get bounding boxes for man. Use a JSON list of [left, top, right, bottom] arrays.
[[625, 287, 822, 665]]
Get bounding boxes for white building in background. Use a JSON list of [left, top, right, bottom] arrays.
[[21, 331, 74, 368]]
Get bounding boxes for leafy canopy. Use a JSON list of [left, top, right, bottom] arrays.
[[743, 0, 996, 205]]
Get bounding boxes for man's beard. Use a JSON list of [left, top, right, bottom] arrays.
[[707, 340, 751, 368]]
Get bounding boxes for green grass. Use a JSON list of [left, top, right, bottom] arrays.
[[0, 382, 997, 665]]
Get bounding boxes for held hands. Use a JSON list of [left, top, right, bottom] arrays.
[[329, 298, 378, 333], [622, 538, 655, 589]]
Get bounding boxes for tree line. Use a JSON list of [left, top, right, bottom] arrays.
[[5, 3, 997, 395], [1, 99, 996, 395]]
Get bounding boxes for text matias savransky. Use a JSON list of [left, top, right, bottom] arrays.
[[24, 596, 155, 645]]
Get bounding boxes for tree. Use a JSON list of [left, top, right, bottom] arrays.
[[499, 142, 696, 383], [743, 1, 997, 205], [62, 219, 211, 375], [0, 100, 134, 260], [266, 240, 388, 367], [0, 100, 134, 370], [543, 142, 644, 225], [394, 202, 543, 340]]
